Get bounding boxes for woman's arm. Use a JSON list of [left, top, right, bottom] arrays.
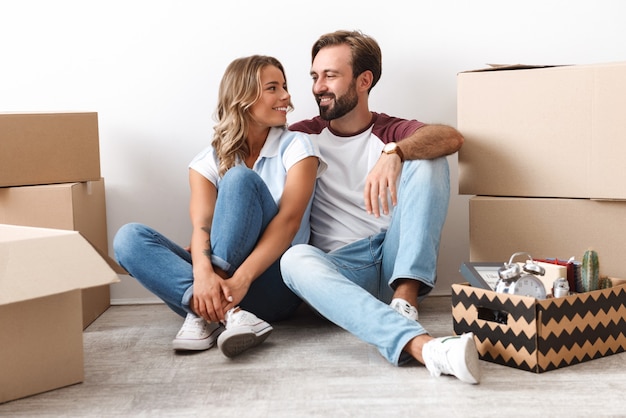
[[188, 168, 230, 323], [222, 156, 319, 306]]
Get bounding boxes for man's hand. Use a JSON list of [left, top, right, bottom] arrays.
[[364, 152, 403, 217]]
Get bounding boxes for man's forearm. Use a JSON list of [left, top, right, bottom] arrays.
[[399, 124, 464, 160]]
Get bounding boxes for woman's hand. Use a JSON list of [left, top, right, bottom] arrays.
[[220, 273, 252, 309], [191, 269, 232, 323]]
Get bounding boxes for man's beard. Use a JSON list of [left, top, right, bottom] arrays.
[[317, 80, 358, 121]]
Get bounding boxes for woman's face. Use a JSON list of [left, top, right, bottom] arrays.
[[248, 65, 291, 129]]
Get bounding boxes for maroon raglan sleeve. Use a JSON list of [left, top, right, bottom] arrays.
[[372, 113, 426, 144]]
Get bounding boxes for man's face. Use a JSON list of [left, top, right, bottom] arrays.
[[310, 44, 358, 121]]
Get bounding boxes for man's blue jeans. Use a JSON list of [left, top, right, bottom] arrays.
[[113, 166, 302, 322], [280, 158, 450, 365]]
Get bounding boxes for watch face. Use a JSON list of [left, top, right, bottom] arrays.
[[383, 142, 397, 152]]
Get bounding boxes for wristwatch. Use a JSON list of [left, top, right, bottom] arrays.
[[382, 142, 404, 162]]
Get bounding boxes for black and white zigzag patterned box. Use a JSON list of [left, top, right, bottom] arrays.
[[451, 280, 626, 373]]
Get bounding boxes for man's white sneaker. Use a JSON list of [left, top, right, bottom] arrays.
[[217, 308, 273, 358], [422, 333, 481, 384], [390, 298, 419, 321], [172, 313, 223, 351]]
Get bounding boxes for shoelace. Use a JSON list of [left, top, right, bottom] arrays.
[[224, 308, 257, 328], [180, 315, 206, 332], [224, 308, 242, 327]]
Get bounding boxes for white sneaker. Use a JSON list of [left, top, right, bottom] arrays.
[[217, 308, 273, 358], [172, 313, 223, 351], [390, 298, 419, 321], [422, 333, 481, 384]]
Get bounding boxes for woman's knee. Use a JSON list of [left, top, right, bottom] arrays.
[[221, 165, 261, 188], [113, 223, 150, 262]]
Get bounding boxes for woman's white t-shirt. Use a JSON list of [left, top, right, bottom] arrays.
[[189, 126, 326, 245]]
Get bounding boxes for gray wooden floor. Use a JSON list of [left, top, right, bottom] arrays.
[[1, 296, 625, 417]]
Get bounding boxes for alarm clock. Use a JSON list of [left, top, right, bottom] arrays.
[[494, 252, 548, 299]]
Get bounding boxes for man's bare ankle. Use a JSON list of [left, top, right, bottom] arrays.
[[404, 334, 433, 364], [392, 279, 420, 307]]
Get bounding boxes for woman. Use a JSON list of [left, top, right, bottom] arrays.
[[114, 55, 325, 358]]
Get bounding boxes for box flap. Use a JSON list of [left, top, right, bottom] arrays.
[[460, 64, 565, 73], [0, 224, 119, 304]]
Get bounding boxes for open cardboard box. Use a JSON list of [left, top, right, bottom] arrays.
[[0, 224, 119, 404], [452, 278, 626, 373], [0, 178, 126, 328]]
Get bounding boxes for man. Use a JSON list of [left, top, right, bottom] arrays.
[[281, 30, 481, 384]]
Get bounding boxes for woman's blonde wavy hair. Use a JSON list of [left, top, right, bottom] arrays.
[[212, 55, 293, 176]]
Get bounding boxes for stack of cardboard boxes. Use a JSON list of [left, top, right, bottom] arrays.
[[457, 62, 626, 275], [0, 112, 120, 402], [0, 112, 119, 327], [451, 63, 626, 372]]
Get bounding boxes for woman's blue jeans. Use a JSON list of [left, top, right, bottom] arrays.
[[280, 158, 450, 365], [113, 166, 302, 322]]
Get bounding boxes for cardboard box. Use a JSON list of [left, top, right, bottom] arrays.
[[0, 224, 119, 403], [452, 281, 626, 372], [0, 112, 101, 187], [457, 62, 626, 199], [0, 179, 124, 328], [468, 196, 626, 279]]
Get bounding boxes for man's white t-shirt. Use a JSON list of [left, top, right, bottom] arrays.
[[289, 113, 424, 252]]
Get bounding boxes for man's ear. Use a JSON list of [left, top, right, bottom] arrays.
[[357, 70, 374, 92]]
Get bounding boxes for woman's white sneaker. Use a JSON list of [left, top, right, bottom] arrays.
[[422, 333, 481, 384], [172, 313, 223, 351], [217, 308, 273, 358]]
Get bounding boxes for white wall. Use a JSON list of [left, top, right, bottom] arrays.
[[1, 0, 624, 303]]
